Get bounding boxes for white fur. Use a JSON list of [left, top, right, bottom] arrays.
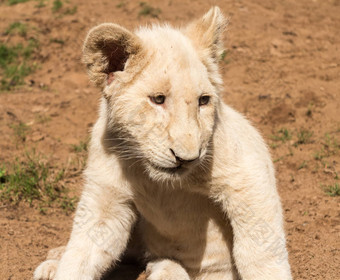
[[34, 7, 292, 280]]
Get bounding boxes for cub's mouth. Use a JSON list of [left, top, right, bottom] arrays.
[[148, 161, 188, 175], [144, 152, 204, 179]]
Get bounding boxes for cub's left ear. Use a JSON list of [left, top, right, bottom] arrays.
[[184, 6, 228, 63], [82, 23, 143, 89]]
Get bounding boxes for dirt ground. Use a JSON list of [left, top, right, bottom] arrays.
[[0, 0, 339, 279]]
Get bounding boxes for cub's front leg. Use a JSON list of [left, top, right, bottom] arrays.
[[212, 162, 292, 279], [34, 181, 137, 280]]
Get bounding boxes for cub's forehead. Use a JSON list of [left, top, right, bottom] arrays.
[[131, 26, 214, 95], [136, 25, 203, 70]]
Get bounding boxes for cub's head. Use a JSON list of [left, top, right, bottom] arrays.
[[83, 7, 227, 182]]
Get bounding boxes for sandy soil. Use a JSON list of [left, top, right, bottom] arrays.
[[0, 0, 339, 279]]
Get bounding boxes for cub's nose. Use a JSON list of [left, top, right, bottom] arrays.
[[170, 149, 200, 165]]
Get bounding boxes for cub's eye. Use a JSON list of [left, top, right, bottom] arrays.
[[150, 94, 166, 105], [199, 95, 210, 106]]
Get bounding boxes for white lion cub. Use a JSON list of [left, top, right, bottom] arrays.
[[34, 7, 292, 280]]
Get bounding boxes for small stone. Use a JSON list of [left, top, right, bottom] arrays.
[[32, 106, 48, 113], [29, 132, 45, 142]]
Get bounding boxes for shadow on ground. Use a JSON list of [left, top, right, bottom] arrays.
[[102, 264, 145, 280]]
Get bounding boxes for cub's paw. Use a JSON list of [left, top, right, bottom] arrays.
[[46, 246, 65, 260], [146, 259, 190, 280], [33, 259, 59, 280]]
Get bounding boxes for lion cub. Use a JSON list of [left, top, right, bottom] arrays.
[[34, 7, 292, 280]]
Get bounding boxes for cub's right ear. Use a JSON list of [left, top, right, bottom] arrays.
[[82, 23, 143, 88], [184, 7, 227, 64]]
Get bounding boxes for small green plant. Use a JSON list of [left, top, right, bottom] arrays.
[[295, 129, 313, 145], [0, 167, 6, 183], [7, 0, 29, 5], [35, 0, 46, 8], [321, 160, 331, 169], [288, 146, 294, 156], [139, 2, 161, 18], [220, 50, 227, 60], [72, 139, 88, 153], [0, 43, 18, 68], [271, 128, 292, 143], [323, 183, 340, 197], [59, 195, 77, 212], [5, 22, 28, 37], [52, 0, 63, 12], [220, 50, 231, 64], [313, 133, 339, 160], [35, 114, 51, 124], [50, 38, 65, 45], [273, 156, 284, 163], [0, 152, 77, 212], [116, 1, 125, 8], [2, 62, 33, 89], [298, 160, 307, 170], [10, 122, 30, 142], [64, 6, 77, 15], [305, 102, 314, 117], [306, 108, 312, 117], [0, 39, 38, 90], [324, 133, 340, 150], [269, 142, 278, 149], [314, 149, 326, 160]]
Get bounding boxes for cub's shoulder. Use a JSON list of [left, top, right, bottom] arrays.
[[214, 102, 272, 165]]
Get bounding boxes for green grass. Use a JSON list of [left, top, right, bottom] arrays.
[[271, 128, 292, 143], [271, 128, 315, 147], [298, 160, 307, 170], [10, 122, 30, 142], [306, 108, 312, 117], [50, 38, 65, 45], [0, 38, 38, 90], [35, 0, 46, 8], [52, 0, 63, 12], [323, 183, 340, 197], [7, 0, 29, 5], [35, 114, 51, 124], [305, 102, 314, 117], [116, 1, 126, 8], [314, 133, 339, 160], [273, 156, 284, 163], [139, 2, 161, 18], [0, 152, 77, 213], [324, 133, 340, 150], [220, 50, 227, 60], [220, 50, 231, 64], [314, 149, 327, 160], [269, 143, 279, 149], [72, 139, 88, 153], [295, 129, 313, 145], [5, 22, 28, 37], [64, 6, 77, 15], [0, 43, 18, 68]]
